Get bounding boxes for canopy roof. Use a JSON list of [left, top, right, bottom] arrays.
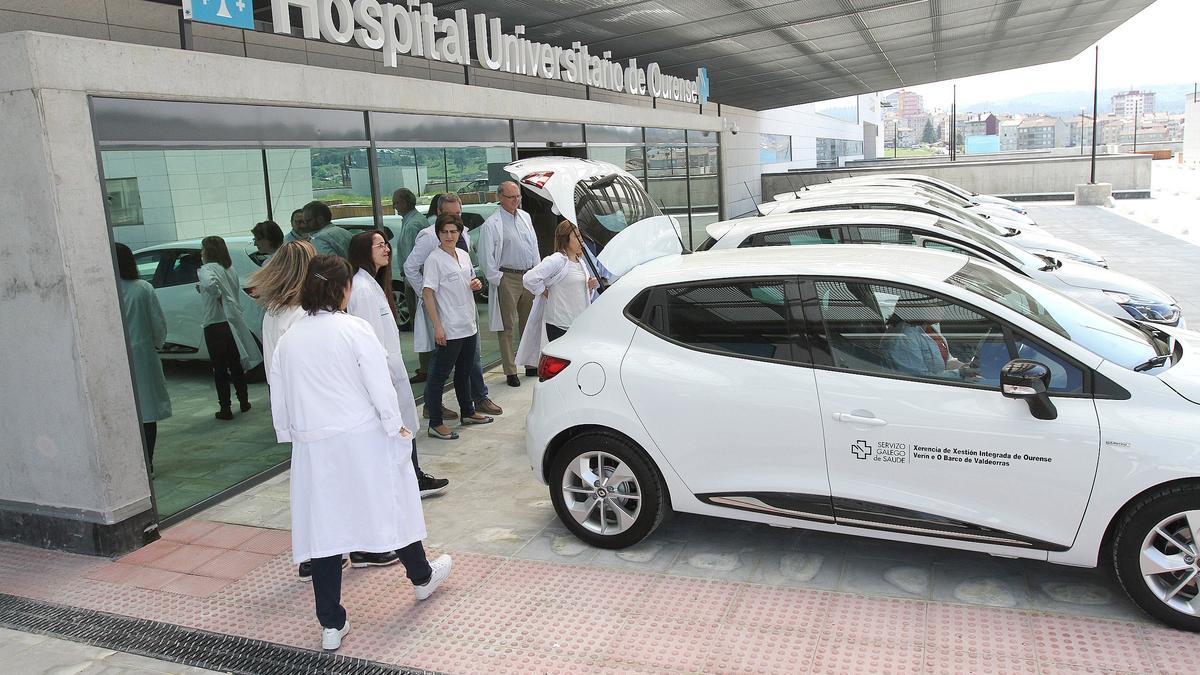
[[435, 0, 1156, 110]]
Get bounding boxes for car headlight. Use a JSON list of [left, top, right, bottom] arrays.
[[1103, 290, 1181, 325]]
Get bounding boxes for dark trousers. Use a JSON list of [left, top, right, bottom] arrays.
[[143, 422, 157, 469], [203, 321, 247, 409], [423, 334, 478, 427], [311, 541, 432, 629], [421, 336, 488, 404], [546, 323, 567, 341]]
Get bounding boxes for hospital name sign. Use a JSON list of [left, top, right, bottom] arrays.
[[270, 0, 709, 104]]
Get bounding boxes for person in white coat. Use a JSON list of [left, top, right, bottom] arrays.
[[115, 244, 172, 475], [249, 240, 316, 374], [402, 193, 502, 418], [515, 221, 598, 369], [269, 255, 452, 652], [347, 230, 449, 499], [198, 236, 263, 420], [478, 181, 539, 387]]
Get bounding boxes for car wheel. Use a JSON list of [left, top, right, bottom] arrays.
[[1112, 484, 1200, 631], [549, 432, 667, 549]]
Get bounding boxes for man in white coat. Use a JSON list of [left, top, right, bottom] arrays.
[[478, 181, 539, 387], [403, 194, 503, 417]]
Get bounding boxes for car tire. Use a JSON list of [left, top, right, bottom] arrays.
[[549, 432, 668, 549], [1112, 483, 1200, 631]]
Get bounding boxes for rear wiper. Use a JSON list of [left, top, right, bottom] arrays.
[[1036, 254, 1061, 271], [1003, 227, 1020, 237], [1134, 355, 1170, 372]]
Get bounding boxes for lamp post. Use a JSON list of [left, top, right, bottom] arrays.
[[1132, 106, 1139, 153], [1089, 46, 1099, 185]]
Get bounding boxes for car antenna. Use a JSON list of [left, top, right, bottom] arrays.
[[785, 173, 805, 199], [653, 196, 691, 254], [743, 182, 764, 216]]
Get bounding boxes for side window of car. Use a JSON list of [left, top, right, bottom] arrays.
[[856, 227, 916, 245], [161, 250, 202, 288], [922, 239, 972, 256], [1012, 335, 1085, 393], [659, 280, 794, 362], [133, 251, 164, 287], [813, 280, 1006, 388], [755, 227, 842, 247]]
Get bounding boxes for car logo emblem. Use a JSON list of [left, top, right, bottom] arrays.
[[851, 440, 872, 460]]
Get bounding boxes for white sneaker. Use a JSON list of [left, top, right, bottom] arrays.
[[321, 620, 350, 651], [414, 554, 452, 601]]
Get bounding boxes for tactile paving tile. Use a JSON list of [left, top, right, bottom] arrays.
[[1031, 614, 1155, 673], [402, 637, 595, 675], [924, 603, 1037, 659], [605, 615, 719, 673], [190, 549, 273, 580], [726, 585, 833, 631], [634, 575, 741, 623], [823, 594, 927, 646], [1140, 625, 1200, 674], [922, 648, 1038, 675], [148, 544, 227, 574], [809, 635, 925, 674], [236, 528, 292, 556], [701, 623, 821, 675], [433, 586, 542, 645]]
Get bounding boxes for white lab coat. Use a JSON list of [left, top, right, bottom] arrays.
[[198, 262, 263, 371], [261, 305, 306, 375], [515, 252, 596, 369], [118, 279, 172, 422], [269, 311, 426, 564], [347, 269, 419, 433], [477, 208, 534, 334], [403, 224, 474, 353]]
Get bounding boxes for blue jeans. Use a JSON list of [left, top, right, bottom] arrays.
[[424, 334, 478, 427], [425, 333, 489, 403]]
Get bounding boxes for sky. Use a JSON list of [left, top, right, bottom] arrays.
[[881, 0, 1199, 107]]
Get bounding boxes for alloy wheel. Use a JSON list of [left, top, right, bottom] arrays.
[[560, 451, 642, 536], [1139, 510, 1200, 616]]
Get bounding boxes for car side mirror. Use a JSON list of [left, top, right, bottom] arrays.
[[1000, 359, 1057, 420]]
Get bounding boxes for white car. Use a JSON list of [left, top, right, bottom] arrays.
[[759, 189, 1108, 268], [525, 244, 1200, 630], [700, 210, 1182, 326], [775, 178, 1037, 229], [132, 236, 265, 366], [789, 172, 1030, 216]]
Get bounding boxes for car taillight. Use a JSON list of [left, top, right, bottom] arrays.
[[538, 355, 571, 381], [521, 171, 554, 189]]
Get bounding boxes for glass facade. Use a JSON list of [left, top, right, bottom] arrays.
[[759, 133, 792, 163], [93, 97, 721, 521], [815, 138, 865, 167]]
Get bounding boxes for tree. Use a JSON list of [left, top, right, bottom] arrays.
[[921, 119, 937, 144]]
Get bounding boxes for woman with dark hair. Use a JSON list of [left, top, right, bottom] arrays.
[[515, 220, 599, 369], [269, 254, 451, 652], [114, 243, 171, 474], [251, 220, 285, 257], [422, 214, 493, 440], [347, 231, 448, 501], [198, 235, 262, 420]]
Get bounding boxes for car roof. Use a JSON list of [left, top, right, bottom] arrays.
[[622, 244, 968, 289], [134, 235, 254, 252], [767, 190, 933, 210], [710, 209, 942, 241]]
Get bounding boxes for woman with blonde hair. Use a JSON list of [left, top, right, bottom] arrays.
[[248, 239, 317, 372], [515, 220, 598, 369]]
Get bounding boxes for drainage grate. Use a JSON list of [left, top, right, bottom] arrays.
[[0, 593, 434, 675]]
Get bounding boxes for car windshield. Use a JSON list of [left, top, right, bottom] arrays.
[[933, 218, 1038, 268], [928, 198, 1008, 236], [946, 260, 1161, 370]]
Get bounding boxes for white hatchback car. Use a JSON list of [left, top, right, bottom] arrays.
[[526, 244, 1200, 630], [132, 236, 265, 366]]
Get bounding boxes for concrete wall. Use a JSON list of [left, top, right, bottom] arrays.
[[763, 154, 1152, 201]]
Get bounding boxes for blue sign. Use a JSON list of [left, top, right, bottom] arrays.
[[965, 134, 1001, 154], [697, 67, 711, 105], [184, 0, 255, 30]]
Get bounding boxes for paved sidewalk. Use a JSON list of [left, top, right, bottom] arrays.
[[2, 204, 1200, 672], [0, 626, 221, 675]]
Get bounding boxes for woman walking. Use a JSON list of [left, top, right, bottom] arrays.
[[347, 230, 448, 498], [269, 255, 451, 652], [515, 220, 598, 369], [249, 240, 316, 373], [198, 236, 262, 420], [114, 243, 171, 475], [422, 214, 493, 440]]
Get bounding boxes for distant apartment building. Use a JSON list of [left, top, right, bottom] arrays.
[[1067, 115, 1094, 147], [1017, 116, 1066, 149], [957, 113, 999, 137], [1111, 89, 1156, 116], [999, 118, 1022, 151], [893, 89, 924, 117]]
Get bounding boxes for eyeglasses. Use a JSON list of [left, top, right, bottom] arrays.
[[438, 229, 460, 235], [372, 241, 391, 250], [499, 193, 520, 200]]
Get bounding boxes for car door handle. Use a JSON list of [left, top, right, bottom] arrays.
[[832, 412, 887, 427]]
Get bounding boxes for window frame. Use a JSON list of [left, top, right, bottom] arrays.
[[844, 224, 1025, 274], [798, 275, 1096, 397], [629, 276, 813, 367]]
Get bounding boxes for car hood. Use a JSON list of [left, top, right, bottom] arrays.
[[1053, 259, 1175, 302], [1152, 325, 1200, 404], [1010, 230, 1105, 266], [505, 157, 627, 226]]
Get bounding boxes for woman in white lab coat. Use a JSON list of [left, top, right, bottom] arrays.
[[198, 236, 262, 420], [115, 243, 171, 475], [515, 221, 598, 370], [248, 240, 316, 374], [269, 255, 451, 652], [347, 230, 448, 498]]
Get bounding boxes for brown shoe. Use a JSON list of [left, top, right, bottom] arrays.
[[475, 398, 503, 415], [423, 405, 458, 420]]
